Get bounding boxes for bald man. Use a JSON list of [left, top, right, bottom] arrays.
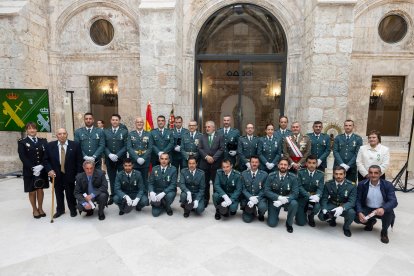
[[44, 128, 83, 218]]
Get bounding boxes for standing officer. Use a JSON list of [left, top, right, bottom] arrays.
[[45, 128, 83, 218], [180, 120, 202, 168], [198, 120, 225, 207], [179, 156, 205, 218], [283, 122, 311, 173], [217, 115, 240, 166], [240, 156, 268, 223], [74, 112, 105, 170], [148, 153, 177, 217], [127, 116, 152, 193], [318, 166, 356, 237], [333, 119, 363, 183], [104, 114, 128, 205], [258, 123, 281, 173], [296, 155, 324, 227], [213, 159, 242, 220], [274, 116, 292, 151], [264, 157, 299, 233], [237, 123, 259, 172], [113, 158, 148, 215], [307, 121, 331, 171], [150, 115, 174, 167], [171, 116, 189, 172]]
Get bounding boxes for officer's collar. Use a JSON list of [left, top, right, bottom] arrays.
[[176, 128, 182, 132], [160, 165, 168, 170], [313, 132, 321, 136], [307, 169, 316, 175], [279, 172, 287, 177], [86, 126, 94, 130], [345, 132, 353, 137], [267, 135, 273, 139], [335, 181, 344, 186]]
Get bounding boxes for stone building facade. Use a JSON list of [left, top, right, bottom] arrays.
[[0, 0, 412, 176]]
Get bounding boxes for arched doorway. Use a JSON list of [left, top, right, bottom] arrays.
[[195, 3, 287, 135]]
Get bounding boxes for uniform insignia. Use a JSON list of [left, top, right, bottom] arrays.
[[143, 136, 149, 142], [186, 175, 189, 179], [134, 181, 136, 186], [353, 141, 356, 146], [96, 133, 99, 139], [194, 139, 199, 146], [232, 180, 234, 186], [322, 140, 326, 146], [344, 190, 348, 197], [132, 136, 136, 141], [167, 175, 170, 181], [167, 135, 169, 139], [259, 182, 262, 189], [120, 133, 123, 139], [26, 143, 30, 147], [274, 141, 277, 147], [287, 183, 290, 190], [316, 180, 319, 185], [155, 170, 158, 177]]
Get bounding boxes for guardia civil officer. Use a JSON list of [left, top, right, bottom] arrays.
[[237, 123, 259, 171], [171, 116, 189, 172], [258, 123, 281, 173], [307, 121, 330, 171], [180, 120, 202, 167], [217, 115, 240, 166], [150, 115, 174, 167]]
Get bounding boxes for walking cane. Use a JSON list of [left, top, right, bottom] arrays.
[[50, 175, 55, 223]]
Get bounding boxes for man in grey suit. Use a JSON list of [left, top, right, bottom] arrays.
[[198, 120, 225, 207]]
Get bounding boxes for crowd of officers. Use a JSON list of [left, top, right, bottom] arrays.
[[18, 112, 398, 244]]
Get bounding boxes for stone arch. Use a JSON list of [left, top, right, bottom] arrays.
[[355, 0, 414, 19]]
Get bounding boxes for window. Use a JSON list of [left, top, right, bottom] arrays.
[[378, 14, 408, 43], [90, 19, 114, 46], [89, 76, 118, 127], [367, 76, 405, 136]]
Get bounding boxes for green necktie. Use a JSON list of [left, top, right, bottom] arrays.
[[208, 135, 212, 147]]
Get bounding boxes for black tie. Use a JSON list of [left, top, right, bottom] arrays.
[[346, 135, 350, 141], [310, 172, 313, 178], [162, 168, 165, 174], [316, 135, 319, 140], [33, 137, 37, 144], [225, 129, 228, 135], [127, 174, 131, 180], [252, 172, 256, 179], [113, 128, 116, 134], [281, 175, 284, 182], [88, 128, 91, 134]]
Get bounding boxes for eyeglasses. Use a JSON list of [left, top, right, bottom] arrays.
[[189, 125, 197, 127]]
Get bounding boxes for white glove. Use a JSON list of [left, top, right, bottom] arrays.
[[332, 206, 344, 217], [309, 195, 320, 203], [149, 192, 157, 202], [322, 209, 328, 214], [317, 159, 322, 167], [221, 201, 229, 207], [186, 191, 192, 203], [249, 196, 259, 205], [137, 158, 145, 165], [229, 150, 237, 156], [278, 196, 289, 205], [33, 170, 41, 177], [33, 165, 43, 172], [222, 194, 232, 205], [340, 163, 350, 171], [158, 151, 164, 157], [124, 195, 132, 206], [83, 156, 94, 161], [109, 153, 118, 162], [174, 145, 181, 152], [132, 197, 140, 207], [193, 200, 199, 209], [273, 200, 282, 208], [245, 163, 251, 170], [156, 192, 166, 201], [247, 200, 254, 208]]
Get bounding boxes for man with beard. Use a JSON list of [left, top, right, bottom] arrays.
[[217, 115, 240, 166], [150, 115, 174, 167], [307, 121, 331, 171], [237, 123, 260, 172]]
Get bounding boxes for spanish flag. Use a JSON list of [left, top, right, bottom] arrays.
[[145, 102, 154, 131], [168, 104, 175, 129]]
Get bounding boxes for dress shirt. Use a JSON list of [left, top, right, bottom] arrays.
[[366, 181, 384, 209], [356, 144, 390, 176]]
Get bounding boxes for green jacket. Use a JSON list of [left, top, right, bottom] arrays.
[[213, 169, 242, 202], [104, 127, 128, 159], [321, 179, 356, 211], [297, 168, 324, 199], [333, 133, 363, 167], [114, 170, 144, 200], [241, 169, 268, 199], [148, 165, 177, 194], [127, 130, 153, 168], [307, 132, 331, 168], [264, 172, 299, 202], [74, 126, 105, 159], [179, 168, 205, 201]]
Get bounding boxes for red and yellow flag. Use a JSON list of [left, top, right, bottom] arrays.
[[168, 104, 175, 129], [145, 102, 154, 131]]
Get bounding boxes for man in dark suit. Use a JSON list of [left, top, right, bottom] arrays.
[[355, 165, 398, 243], [45, 128, 83, 218], [198, 120, 225, 207], [74, 160, 109, 220]]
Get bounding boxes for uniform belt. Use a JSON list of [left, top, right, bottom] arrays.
[[186, 152, 196, 155], [330, 199, 345, 206], [135, 150, 146, 155]]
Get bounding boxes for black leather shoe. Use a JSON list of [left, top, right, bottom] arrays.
[[258, 215, 264, 222], [230, 211, 236, 216], [107, 198, 114, 205], [53, 212, 64, 219], [98, 214, 105, 220], [343, 229, 352, 237], [364, 219, 377, 231], [183, 212, 190, 218], [85, 210, 94, 216], [381, 231, 389, 244], [33, 212, 41, 219], [329, 219, 337, 227], [39, 211, 46, 217], [215, 212, 221, 220], [135, 206, 142, 212], [70, 210, 77, 217], [286, 223, 293, 233], [167, 209, 173, 216], [308, 215, 315, 227], [119, 211, 125, 216]]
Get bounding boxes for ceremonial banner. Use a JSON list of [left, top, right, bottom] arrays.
[[144, 102, 154, 131], [168, 104, 175, 129], [0, 89, 51, 132]]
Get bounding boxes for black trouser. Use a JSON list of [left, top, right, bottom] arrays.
[[202, 166, 217, 205], [77, 193, 108, 216], [55, 173, 76, 213], [354, 206, 395, 233]]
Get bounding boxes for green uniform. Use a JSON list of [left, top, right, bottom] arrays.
[[296, 168, 324, 226], [74, 126, 105, 169], [307, 132, 331, 170], [180, 131, 202, 167], [127, 130, 152, 192], [179, 168, 205, 215], [237, 135, 259, 171], [213, 169, 242, 214], [217, 128, 240, 166], [104, 127, 128, 196], [258, 136, 281, 173], [333, 133, 363, 183], [318, 179, 356, 231], [172, 127, 189, 171], [274, 128, 292, 155], [150, 128, 174, 166], [148, 165, 177, 217], [264, 172, 299, 227], [241, 169, 268, 223], [113, 169, 149, 212]]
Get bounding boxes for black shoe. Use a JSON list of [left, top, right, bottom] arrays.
[[33, 212, 41, 219], [364, 219, 377, 231], [329, 219, 337, 227], [39, 211, 46, 217], [167, 209, 173, 216], [215, 212, 221, 220], [107, 198, 114, 205], [135, 206, 142, 212], [85, 210, 94, 216], [343, 229, 352, 237], [53, 211, 64, 219], [204, 202, 209, 208], [258, 215, 264, 222], [70, 210, 77, 217], [183, 212, 190, 218], [230, 211, 236, 216], [286, 223, 293, 233], [119, 211, 125, 216], [308, 215, 315, 227], [98, 214, 105, 220], [381, 231, 389, 244], [180, 203, 185, 208]]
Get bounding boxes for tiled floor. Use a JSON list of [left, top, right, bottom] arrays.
[[1, 176, 413, 276]]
